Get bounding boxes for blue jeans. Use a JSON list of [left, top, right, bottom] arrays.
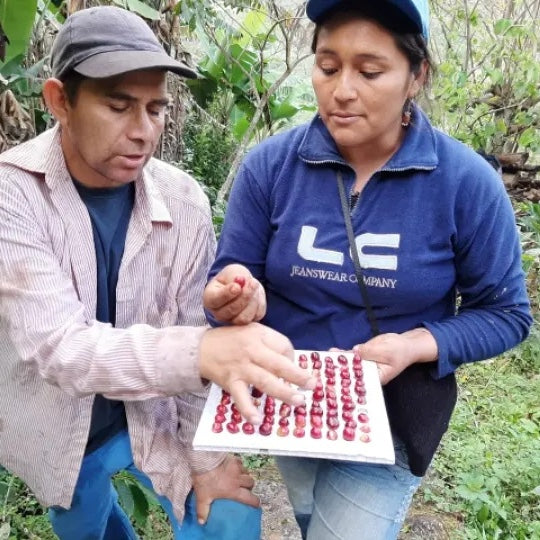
[[275, 440, 421, 540], [49, 430, 261, 540]]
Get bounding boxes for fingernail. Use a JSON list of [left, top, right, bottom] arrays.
[[198, 518, 205, 525], [290, 393, 306, 406], [249, 414, 262, 425]]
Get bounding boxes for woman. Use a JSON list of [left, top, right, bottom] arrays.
[[203, 1, 532, 538]]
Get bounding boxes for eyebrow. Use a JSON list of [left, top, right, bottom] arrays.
[[316, 49, 388, 62], [105, 91, 170, 107]]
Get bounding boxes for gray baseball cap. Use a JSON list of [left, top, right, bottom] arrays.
[[51, 6, 197, 80]]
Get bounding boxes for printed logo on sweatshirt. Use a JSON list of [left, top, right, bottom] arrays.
[[291, 226, 400, 288]]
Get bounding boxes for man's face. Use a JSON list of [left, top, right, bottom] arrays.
[[60, 70, 169, 188]]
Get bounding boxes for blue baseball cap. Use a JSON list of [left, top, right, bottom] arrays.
[[306, 0, 430, 39]]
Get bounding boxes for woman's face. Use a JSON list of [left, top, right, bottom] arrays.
[[312, 16, 423, 155]]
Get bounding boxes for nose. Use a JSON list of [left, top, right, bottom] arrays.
[[126, 108, 156, 144], [334, 70, 357, 102]]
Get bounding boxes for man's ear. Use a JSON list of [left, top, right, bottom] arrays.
[[42, 78, 70, 126]]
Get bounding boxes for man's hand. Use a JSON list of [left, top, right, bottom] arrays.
[[192, 455, 259, 525], [199, 323, 316, 424], [354, 328, 438, 385], [204, 264, 266, 325]]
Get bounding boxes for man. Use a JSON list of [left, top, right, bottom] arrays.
[[0, 6, 314, 539]]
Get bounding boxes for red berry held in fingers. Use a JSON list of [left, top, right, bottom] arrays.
[[233, 276, 246, 288], [226, 422, 239, 434], [242, 422, 255, 435], [211, 422, 223, 433]]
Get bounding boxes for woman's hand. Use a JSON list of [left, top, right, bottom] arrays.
[[354, 328, 438, 385], [203, 264, 266, 325]]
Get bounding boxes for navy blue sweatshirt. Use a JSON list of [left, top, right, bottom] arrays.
[[209, 107, 532, 474]]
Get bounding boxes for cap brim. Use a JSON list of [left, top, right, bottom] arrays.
[[306, 0, 425, 37], [74, 50, 198, 79]]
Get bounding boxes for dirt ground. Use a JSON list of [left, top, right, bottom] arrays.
[[254, 460, 461, 540]]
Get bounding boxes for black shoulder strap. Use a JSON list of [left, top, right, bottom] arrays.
[[336, 170, 380, 337]]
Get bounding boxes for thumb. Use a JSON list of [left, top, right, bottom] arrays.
[[204, 278, 241, 310], [196, 495, 211, 525]]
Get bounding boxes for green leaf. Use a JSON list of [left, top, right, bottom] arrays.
[[0, 0, 38, 61], [130, 482, 150, 528], [126, 0, 161, 20], [494, 19, 512, 35], [115, 478, 135, 517]]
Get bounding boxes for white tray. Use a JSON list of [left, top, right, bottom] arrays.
[[193, 350, 395, 464]]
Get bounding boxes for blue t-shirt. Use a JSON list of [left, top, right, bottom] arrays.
[[74, 179, 135, 454]]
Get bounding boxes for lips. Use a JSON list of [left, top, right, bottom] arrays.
[[118, 154, 147, 168], [329, 113, 361, 125]]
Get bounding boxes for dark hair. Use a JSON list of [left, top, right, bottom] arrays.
[[311, 4, 433, 85], [60, 70, 89, 105]]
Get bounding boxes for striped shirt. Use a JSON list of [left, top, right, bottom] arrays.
[[0, 125, 224, 519]]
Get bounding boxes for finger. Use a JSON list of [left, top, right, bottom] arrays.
[[228, 378, 262, 424], [253, 341, 317, 391], [204, 281, 243, 311], [214, 287, 259, 322], [254, 284, 266, 321], [195, 495, 212, 525], [328, 347, 344, 352], [238, 473, 256, 490], [231, 297, 260, 326], [229, 488, 261, 509], [246, 365, 312, 407]]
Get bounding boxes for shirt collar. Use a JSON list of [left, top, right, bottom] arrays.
[[0, 124, 172, 225], [298, 104, 439, 173]]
